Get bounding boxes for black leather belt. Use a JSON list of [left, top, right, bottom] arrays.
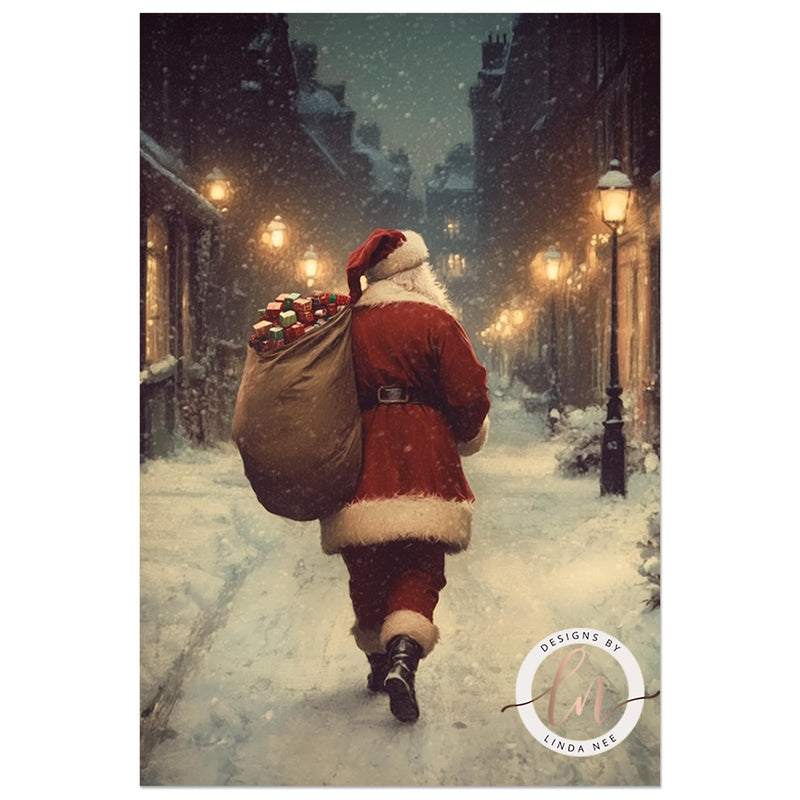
[[361, 385, 439, 411]]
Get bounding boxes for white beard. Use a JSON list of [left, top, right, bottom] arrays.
[[360, 263, 455, 315]]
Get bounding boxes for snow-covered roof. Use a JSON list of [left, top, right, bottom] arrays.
[[442, 172, 473, 191], [297, 88, 347, 116], [353, 139, 401, 194], [426, 168, 474, 194], [140, 131, 222, 221], [140, 130, 186, 175], [299, 124, 347, 179]]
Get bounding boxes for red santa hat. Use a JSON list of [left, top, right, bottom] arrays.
[[346, 229, 430, 302]]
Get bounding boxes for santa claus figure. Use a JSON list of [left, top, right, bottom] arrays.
[[319, 228, 491, 723]]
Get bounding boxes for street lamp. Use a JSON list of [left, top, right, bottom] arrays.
[[300, 246, 319, 287], [596, 159, 633, 496], [544, 245, 563, 430], [203, 167, 233, 211], [265, 215, 288, 249]]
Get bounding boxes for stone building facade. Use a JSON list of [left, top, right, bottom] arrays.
[[469, 13, 660, 446]]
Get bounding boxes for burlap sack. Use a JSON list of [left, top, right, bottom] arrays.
[[232, 307, 362, 521]]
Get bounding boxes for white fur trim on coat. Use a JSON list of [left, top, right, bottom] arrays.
[[458, 415, 490, 457], [369, 230, 428, 281], [356, 277, 440, 309], [379, 610, 439, 657], [320, 495, 473, 555]]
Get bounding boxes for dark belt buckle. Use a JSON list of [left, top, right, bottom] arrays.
[[377, 385, 409, 404]]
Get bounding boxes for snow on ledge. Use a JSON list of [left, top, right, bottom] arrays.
[[140, 355, 177, 385]]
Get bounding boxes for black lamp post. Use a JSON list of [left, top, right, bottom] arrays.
[[544, 244, 563, 430], [596, 159, 633, 496]]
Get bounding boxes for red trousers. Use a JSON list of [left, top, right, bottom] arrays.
[[340, 539, 447, 637]]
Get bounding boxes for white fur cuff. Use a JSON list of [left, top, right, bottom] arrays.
[[458, 415, 490, 457], [379, 610, 440, 657]]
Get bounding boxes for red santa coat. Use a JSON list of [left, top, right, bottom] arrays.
[[319, 280, 490, 555]]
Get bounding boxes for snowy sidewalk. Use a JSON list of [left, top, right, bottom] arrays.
[[140, 390, 660, 786]]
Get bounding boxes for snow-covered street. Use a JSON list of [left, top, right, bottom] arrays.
[[140, 384, 660, 787]]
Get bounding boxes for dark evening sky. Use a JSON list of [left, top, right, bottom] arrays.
[[286, 13, 515, 194]]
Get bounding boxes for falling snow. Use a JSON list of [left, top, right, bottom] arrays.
[[140, 378, 660, 787]]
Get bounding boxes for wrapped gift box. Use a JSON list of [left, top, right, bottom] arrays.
[[283, 292, 302, 309], [297, 310, 314, 324], [249, 288, 348, 352], [264, 302, 282, 320], [284, 322, 305, 342], [279, 309, 297, 328]]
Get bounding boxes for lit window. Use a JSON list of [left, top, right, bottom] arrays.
[[447, 253, 466, 277], [445, 219, 460, 240], [145, 214, 170, 363]]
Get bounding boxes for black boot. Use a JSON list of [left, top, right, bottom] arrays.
[[366, 652, 389, 693], [384, 635, 423, 723]]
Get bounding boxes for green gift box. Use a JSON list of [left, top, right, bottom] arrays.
[[283, 292, 302, 310], [278, 309, 297, 327]]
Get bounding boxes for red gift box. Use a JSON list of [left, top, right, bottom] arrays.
[[284, 322, 305, 342], [264, 302, 282, 320], [293, 297, 313, 314], [297, 310, 314, 324], [336, 294, 351, 306]]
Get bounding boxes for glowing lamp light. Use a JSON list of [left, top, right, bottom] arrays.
[[596, 159, 633, 228], [203, 167, 232, 209], [266, 215, 287, 249], [544, 245, 561, 282], [301, 246, 319, 286]]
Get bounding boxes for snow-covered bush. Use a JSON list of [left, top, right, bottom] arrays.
[[553, 405, 605, 475], [637, 511, 660, 610], [553, 404, 660, 478]]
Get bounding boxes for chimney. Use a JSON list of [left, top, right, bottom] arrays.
[[481, 33, 506, 70]]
